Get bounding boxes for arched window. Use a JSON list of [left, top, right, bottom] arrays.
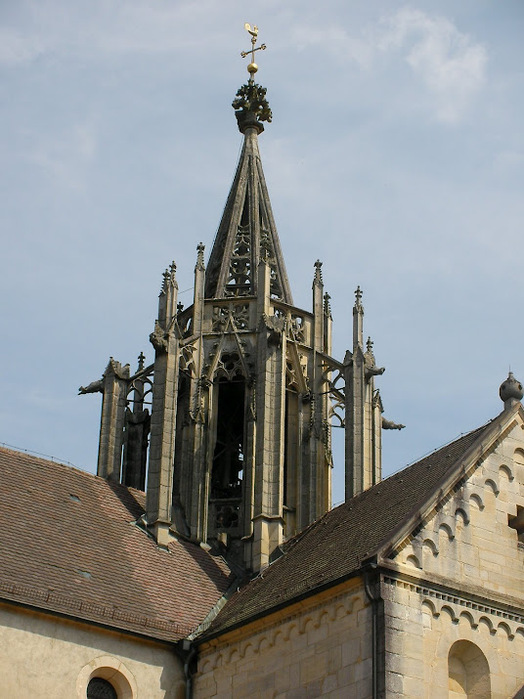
[[87, 677, 118, 699], [448, 640, 490, 698], [77, 656, 135, 699]]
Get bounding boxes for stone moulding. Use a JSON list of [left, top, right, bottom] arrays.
[[198, 583, 366, 671], [384, 575, 524, 640]]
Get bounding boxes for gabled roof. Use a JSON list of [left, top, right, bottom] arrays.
[[0, 447, 234, 643], [204, 406, 521, 639]]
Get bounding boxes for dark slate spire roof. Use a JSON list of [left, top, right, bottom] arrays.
[[202, 410, 516, 639], [204, 83, 292, 303]]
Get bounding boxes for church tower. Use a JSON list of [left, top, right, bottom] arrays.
[[144, 65, 334, 571], [80, 27, 402, 573]]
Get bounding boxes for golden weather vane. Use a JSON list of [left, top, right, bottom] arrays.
[[241, 23, 266, 80]]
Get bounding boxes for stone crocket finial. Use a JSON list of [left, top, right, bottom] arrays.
[[324, 292, 332, 316], [160, 268, 170, 295], [314, 260, 323, 286], [260, 231, 271, 262], [353, 286, 364, 348], [196, 243, 205, 271], [161, 262, 177, 294]]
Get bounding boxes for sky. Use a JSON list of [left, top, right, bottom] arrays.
[[1, 0, 523, 504]]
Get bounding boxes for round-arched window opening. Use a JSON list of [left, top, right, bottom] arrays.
[[448, 640, 490, 698], [77, 657, 136, 699], [87, 677, 118, 699]]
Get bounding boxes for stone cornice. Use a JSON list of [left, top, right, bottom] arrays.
[[198, 575, 363, 651], [381, 568, 524, 630]]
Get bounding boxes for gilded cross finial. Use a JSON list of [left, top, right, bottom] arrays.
[[241, 23, 266, 80]]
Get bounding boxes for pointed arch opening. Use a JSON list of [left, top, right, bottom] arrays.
[[284, 388, 299, 517], [121, 372, 153, 491], [211, 379, 246, 500], [283, 352, 304, 538], [448, 640, 490, 698], [208, 372, 247, 539], [226, 196, 252, 297]]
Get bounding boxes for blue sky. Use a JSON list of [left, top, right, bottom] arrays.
[[2, 1, 523, 503]]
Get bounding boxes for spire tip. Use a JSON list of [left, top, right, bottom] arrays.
[[234, 25, 272, 132], [241, 23, 267, 80]]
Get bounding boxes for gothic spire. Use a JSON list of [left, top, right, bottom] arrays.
[[204, 28, 292, 303]]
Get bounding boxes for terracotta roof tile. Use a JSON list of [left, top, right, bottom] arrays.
[[0, 447, 234, 642]]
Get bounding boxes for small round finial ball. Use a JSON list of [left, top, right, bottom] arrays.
[[499, 372, 523, 403], [248, 62, 258, 75]]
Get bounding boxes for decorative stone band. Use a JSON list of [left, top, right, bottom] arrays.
[[383, 575, 524, 640], [197, 579, 365, 669]]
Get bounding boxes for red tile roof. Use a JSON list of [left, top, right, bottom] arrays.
[[0, 447, 234, 642]]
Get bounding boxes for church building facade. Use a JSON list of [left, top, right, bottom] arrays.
[[1, 32, 524, 698]]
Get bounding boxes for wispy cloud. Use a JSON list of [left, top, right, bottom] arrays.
[[376, 8, 487, 123], [291, 23, 374, 69], [293, 7, 487, 123]]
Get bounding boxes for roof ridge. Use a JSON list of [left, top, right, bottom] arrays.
[[372, 407, 519, 561], [382, 418, 496, 481], [0, 443, 98, 479]]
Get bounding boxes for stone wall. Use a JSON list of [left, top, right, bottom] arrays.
[[383, 577, 524, 698], [393, 424, 524, 598], [381, 422, 524, 698], [0, 603, 184, 699], [194, 580, 371, 698]]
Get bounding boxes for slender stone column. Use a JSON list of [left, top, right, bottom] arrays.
[[185, 244, 208, 541], [307, 260, 331, 523], [97, 358, 130, 481], [252, 257, 285, 571], [345, 289, 384, 500], [146, 263, 180, 546]]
